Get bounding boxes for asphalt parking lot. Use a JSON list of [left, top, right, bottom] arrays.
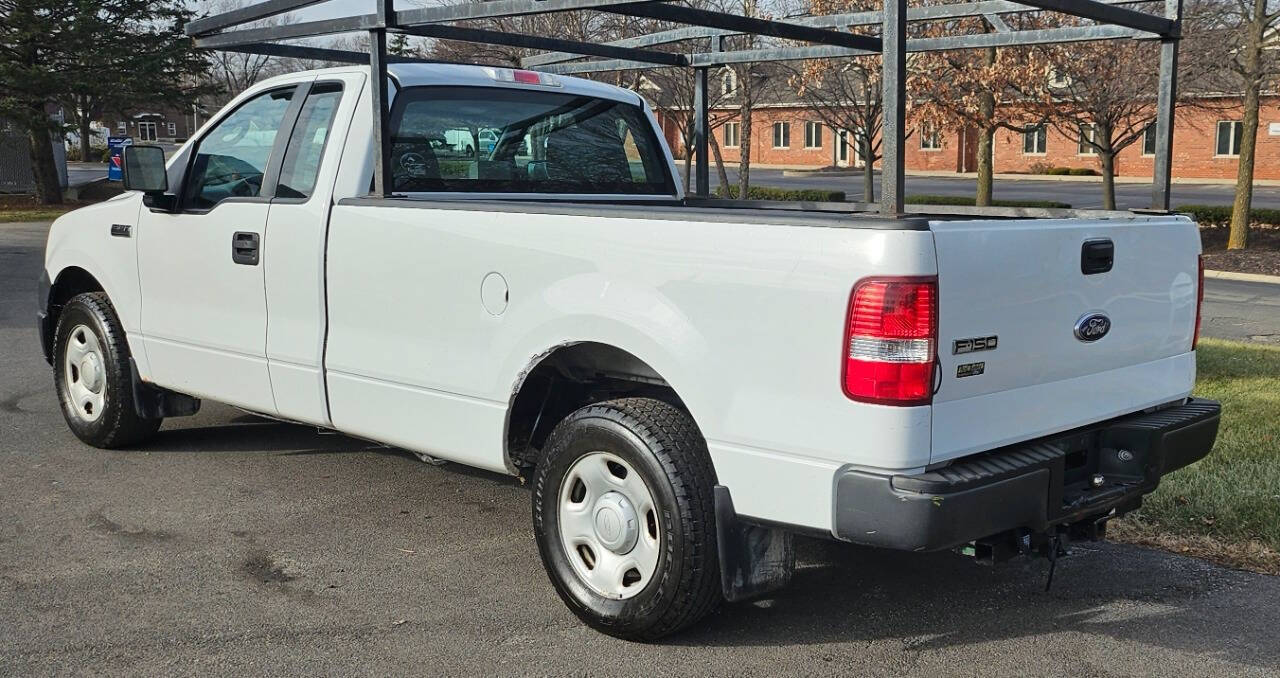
[[3, 221, 1280, 676]]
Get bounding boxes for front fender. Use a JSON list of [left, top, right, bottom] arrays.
[[43, 193, 147, 370]]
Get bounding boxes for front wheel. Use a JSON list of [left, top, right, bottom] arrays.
[[532, 398, 721, 641], [52, 292, 161, 448]]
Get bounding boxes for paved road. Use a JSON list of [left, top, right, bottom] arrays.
[[727, 169, 1280, 210], [1202, 277, 1280, 344], [3, 221, 1279, 676]]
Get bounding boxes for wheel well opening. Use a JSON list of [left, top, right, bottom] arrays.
[[49, 267, 104, 316], [506, 343, 686, 474]]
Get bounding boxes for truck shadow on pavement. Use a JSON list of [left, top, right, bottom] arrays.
[[679, 536, 1279, 668], [84, 409, 1280, 671]]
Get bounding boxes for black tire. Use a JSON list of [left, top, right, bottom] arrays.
[[532, 397, 720, 641], [52, 292, 162, 448]]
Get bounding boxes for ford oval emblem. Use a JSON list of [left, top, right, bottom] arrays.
[[1074, 312, 1111, 342]]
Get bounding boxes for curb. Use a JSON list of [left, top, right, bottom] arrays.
[[1204, 269, 1280, 285]]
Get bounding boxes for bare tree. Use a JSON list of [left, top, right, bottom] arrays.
[[641, 61, 735, 193], [909, 11, 1051, 206], [1192, 0, 1280, 249], [1034, 39, 1162, 210], [787, 58, 883, 202]]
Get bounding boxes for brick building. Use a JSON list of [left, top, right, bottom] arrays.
[[656, 90, 1280, 182]]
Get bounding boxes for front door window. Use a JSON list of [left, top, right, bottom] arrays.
[[138, 122, 157, 142]]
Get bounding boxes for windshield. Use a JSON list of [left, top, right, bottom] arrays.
[[387, 86, 674, 195]]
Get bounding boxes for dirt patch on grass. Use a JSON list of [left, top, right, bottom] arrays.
[[1111, 519, 1280, 575], [1200, 225, 1280, 276]]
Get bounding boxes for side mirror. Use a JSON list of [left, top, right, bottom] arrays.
[[123, 145, 176, 212]]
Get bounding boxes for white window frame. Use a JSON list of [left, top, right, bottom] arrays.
[[1078, 124, 1098, 155], [919, 124, 941, 151], [116, 121, 127, 132], [1142, 125, 1157, 157], [722, 70, 738, 98], [1022, 125, 1047, 155], [804, 121, 823, 149], [723, 121, 740, 149], [772, 121, 790, 149], [1215, 120, 1243, 157], [166, 121, 177, 136]]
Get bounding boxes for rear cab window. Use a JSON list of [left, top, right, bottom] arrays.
[[388, 86, 674, 196]]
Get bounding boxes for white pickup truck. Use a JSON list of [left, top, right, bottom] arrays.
[[38, 63, 1220, 640]]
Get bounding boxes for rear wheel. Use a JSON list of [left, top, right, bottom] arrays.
[[53, 292, 161, 448], [532, 397, 720, 641]]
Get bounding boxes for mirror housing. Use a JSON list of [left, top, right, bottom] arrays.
[[123, 145, 176, 212]]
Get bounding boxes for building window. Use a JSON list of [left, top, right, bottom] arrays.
[[116, 121, 127, 132], [723, 121, 740, 148], [804, 121, 823, 149], [166, 122, 177, 136], [919, 125, 941, 151], [1216, 120, 1243, 157], [1142, 125, 1158, 156], [1078, 124, 1098, 155], [1022, 125, 1047, 155], [722, 70, 738, 97], [772, 121, 791, 149]]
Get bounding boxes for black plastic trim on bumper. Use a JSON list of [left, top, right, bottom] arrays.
[[833, 398, 1221, 552], [37, 269, 53, 364]]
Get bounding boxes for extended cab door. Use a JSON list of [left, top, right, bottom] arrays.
[[137, 82, 309, 412]]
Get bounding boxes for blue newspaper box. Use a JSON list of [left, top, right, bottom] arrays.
[[107, 136, 132, 181]]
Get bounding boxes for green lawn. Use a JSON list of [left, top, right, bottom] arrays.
[[1116, 339, 1280, 572]]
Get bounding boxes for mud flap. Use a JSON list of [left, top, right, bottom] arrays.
[[130, 358, 201, 419], [714, 485, 794, 603]]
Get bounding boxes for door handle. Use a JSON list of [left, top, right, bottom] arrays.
[[232, 232, 260, 266]]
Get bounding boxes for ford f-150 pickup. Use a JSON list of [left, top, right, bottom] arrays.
[[37, 63, 1220, 640]]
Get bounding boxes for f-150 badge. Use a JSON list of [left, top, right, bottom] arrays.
[[953, 335, 998, 355]]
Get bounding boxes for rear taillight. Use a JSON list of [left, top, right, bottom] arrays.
[[842, 277, 938, 405], [1193, 254, 1205, 349]]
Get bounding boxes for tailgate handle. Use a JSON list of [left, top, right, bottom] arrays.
[[1081, 239, 1113, 275]]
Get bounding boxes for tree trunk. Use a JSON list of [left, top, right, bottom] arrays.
[[738, 101, 752, 199], [862, 136, 874, 203], [26, 109, 62, 205], [710, 134, 731, 196], [77, 96, 93, 163], [976, 124, 994, 207], [1099, 151, 1117, 211], [974, 46, 998, 207], [1228, 4, 1265, 250], [682, 145, 693, 194]]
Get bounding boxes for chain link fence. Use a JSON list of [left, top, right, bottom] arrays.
[[0, 118, 69, 194]]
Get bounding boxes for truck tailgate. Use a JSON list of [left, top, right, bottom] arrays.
[[929, 216, 1201, 465]]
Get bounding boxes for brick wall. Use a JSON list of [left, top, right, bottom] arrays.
[[662, 96, 1280, 181]]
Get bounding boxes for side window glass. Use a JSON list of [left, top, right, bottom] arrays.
[[277, 83, 343, 199], [185, 87, 295, 210]]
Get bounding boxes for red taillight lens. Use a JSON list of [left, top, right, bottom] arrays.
[[513, 69, 542, 84], [843, 277, 938, 405], [1193, 254, 1204, 349]]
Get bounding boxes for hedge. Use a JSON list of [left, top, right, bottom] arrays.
[[1039, 166, 1099, 176], [714, 186, 846, 201], [1174, 205, 1280, 227], [905, 194, 1073, 209]]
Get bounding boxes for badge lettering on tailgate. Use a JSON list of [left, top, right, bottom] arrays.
[[956, 362, 985, 378], [953, 335, 998, 355]]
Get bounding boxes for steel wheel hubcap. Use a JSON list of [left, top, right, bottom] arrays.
[[63, 324, 106, 422], [558, 451, 661, 600]]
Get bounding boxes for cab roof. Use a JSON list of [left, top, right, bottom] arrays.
[[255, 62, 644, 107]]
